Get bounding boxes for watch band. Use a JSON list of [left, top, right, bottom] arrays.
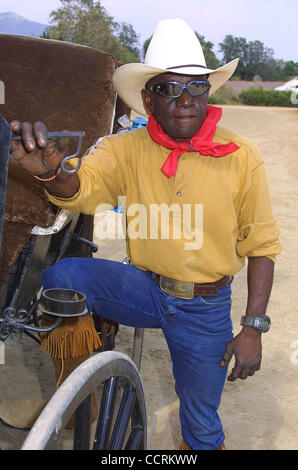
[[240, 315, 271, 333]]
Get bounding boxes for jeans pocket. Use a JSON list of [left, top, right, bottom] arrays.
[[200, 286, 232, 306]]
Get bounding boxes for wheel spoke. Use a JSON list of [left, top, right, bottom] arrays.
[[125, 427, 144, 450], [21, 352, 147, 451], [108, 382, 136, 450], [93, 376, 119, 450]]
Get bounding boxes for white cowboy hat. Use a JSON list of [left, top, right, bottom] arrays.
[[113, 18, 239, 116]]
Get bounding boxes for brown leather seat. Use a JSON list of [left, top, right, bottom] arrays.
[[0, 34, 129, 293]]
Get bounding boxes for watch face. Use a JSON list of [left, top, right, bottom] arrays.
[[259, 316, 271, 332], [241, 315, 271, 332]]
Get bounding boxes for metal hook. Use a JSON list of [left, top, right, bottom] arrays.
[[58, 131, 86, 174], [12, 130, 86, 175]]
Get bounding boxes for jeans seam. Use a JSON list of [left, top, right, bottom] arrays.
[[199, 299, 231, 306]]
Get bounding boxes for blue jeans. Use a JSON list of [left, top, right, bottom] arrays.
[[41, 258, 233, 450]]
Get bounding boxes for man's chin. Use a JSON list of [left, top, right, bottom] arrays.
[[169, 126, 202, 141], [172, 118, 205, 139], [161, 117, 205, 141]]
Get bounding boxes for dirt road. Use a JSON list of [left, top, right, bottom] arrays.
[[0, 105, 297, 450]]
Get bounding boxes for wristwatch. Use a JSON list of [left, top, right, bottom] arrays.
[[240, 315, 271, 333]]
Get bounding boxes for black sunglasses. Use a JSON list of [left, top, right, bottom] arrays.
[[148, 80, 211, 98]]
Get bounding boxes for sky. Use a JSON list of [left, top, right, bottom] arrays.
[[0, 0, 297, 61]]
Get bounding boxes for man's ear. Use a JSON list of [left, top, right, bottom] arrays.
[[141, 89, 153, 115]]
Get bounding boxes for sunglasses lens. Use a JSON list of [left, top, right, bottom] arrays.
[[153, 82, 183, 97], [152, 80, 210, 98], [165, 83, 184, 97], [188, 81, 210, 96]]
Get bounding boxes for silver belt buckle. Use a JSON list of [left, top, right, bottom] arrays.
[[159, 276, 194, 299]]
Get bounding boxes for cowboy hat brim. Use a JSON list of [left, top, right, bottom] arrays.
[[113, 58, 239, 116]]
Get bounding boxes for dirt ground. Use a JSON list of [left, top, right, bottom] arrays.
[[0, 105, 297, 450]]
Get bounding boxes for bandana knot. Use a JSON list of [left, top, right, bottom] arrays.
[[146, 105, 240, 178]]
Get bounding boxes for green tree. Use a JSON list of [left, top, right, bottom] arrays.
[[42, 0, 140, 63], [195, 33, 220, 69], [142, 36, 152, 58], [218, 35, 285, 80], [117, 22, 140, 58], [282, 61, 298, 79]]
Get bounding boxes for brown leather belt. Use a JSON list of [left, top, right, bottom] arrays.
[[155, 274, 231, 299]]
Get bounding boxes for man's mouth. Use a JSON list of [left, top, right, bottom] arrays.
[[174, 114, 196, 120]]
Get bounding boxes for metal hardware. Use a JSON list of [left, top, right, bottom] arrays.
[[0, 306, 62, 342], [159, 275, 194, 299], [39, 288, 88, 318], [31, 209, 78, 236], [71, 233, 98, 253], [0, 114, 11, 251], [240, 314, 271, 333], [12, 130, 86, 174], [0, 288, 87, 341]]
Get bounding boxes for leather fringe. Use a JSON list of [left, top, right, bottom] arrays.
[[40, 314, 102, 361]]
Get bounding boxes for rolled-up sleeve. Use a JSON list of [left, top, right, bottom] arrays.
[[237, 162, 282, 262]]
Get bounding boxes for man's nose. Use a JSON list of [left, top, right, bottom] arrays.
[[176, 88, 193, 106]]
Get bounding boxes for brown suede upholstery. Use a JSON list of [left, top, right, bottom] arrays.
[[0, 162, 55, 289], [0, 34, 117, 152], [0, 34, 129, 293]]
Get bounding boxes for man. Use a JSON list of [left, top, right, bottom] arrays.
[[9, 19, 281, 450]]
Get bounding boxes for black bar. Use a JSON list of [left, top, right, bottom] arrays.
[[73, 395, 91, 450], [12, 131, 86, 140]]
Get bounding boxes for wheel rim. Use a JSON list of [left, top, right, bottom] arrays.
[[21, 351, 147, 450]]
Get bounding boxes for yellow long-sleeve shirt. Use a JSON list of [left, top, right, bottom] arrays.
[[46, 125, 281, 283]]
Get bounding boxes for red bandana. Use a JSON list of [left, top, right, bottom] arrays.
[[146, 105, 240, 178]]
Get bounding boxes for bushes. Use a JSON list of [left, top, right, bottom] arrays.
[[238, 87, 296, 107], [208, 86, 239, 105], [209, 85, 297, 107], [209, 84, 297, 107]]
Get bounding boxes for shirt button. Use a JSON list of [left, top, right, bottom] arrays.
[[177, 191, 181, 196]]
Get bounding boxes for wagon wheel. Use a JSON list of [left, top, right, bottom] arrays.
[[21, 351, 147, 450]]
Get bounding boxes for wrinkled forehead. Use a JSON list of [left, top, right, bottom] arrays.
[[145, 72, 209, 89]]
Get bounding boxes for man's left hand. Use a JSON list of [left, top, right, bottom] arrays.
[[220, 327, 262, 381]]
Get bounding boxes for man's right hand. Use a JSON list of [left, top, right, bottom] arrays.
[[9, 121, 69, 176], [9, 121, 80, 198]]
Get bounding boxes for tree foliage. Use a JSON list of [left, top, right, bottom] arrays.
[[219, 35, 297, 81], [42, 0, 140, 63], [195, 33, 220, 70], [142, 36, 152, 58]]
